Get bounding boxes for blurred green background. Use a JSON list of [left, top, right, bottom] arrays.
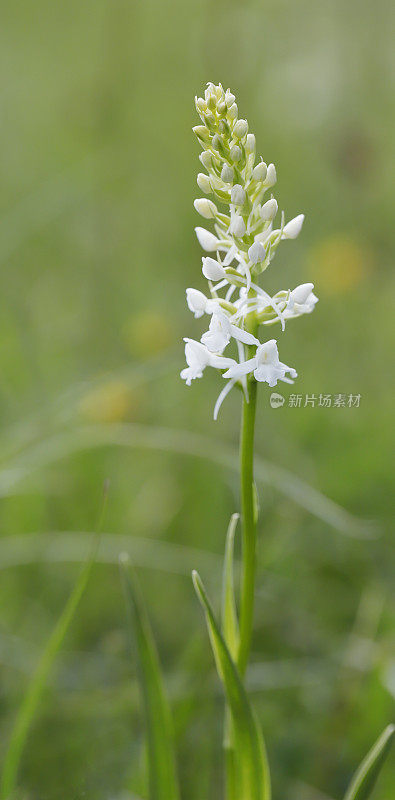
[[0, 0, 394, 797]]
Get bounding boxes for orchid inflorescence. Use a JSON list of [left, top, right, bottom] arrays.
[[181, 81, 318, 418]]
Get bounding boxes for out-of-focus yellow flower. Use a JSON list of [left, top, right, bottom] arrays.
[[79, 380, 140, 423], [123, 311, 173, 358], [308, 235, 372, 295]]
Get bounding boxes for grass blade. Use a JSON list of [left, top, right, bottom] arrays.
[[119, 556, 179, 800], [0, 544, 97, 799], [192, 570, 271, 800], [343, 724, 394, 800], [0, 422, 374, 538]]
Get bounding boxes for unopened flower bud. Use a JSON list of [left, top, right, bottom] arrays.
[[260, 198, 278, 221], [217, 101, 227, 115], [194, 198, 218, 219], [199, 150, 213, 170], [225, 90, 235, 107], [193, 125, 210, 144], [211, 134, 222, 151], [229, 215, 246, 237], [218, 119, 230, 136], [230, 184, 246, 205], [234, 119, 248, 139], [202, 257, 226, 281], [230, 145, 242, 162], [221, 165, 234, 183], [265, 163, 277, 187], [195, 227, 219, 251], [252, 162, 267, 181], [248, 241, 266, 264], [195, 97, 207, 113], [228, 103, 238, 119], [207, 94, 216, 111], [283, 214, 305, 239], [197, 173, 212, 193], [245, 133, 256, 154], [204, 112, 216, 130]]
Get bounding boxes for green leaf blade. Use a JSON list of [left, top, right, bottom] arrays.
[[221, 513, 240, 800], [0, 546, 96, 800], [193, 570, 271, 800], [221, 513, 240, 661], [120, 557, 179, 800], [344, 724, 395, 800]]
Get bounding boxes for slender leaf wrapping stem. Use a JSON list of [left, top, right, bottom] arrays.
[[120, 558, 180, 800]]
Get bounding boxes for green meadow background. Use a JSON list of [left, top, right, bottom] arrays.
[[0, 0, 394, 797]]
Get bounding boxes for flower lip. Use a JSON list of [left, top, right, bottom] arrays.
[[222, 338, 297, 387]]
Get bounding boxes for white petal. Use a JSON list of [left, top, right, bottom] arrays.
[[223, 244, 238, 266], [265, 163, 277, 187], [194, 198, 217, 219], [260, 198, 278, 221], [222, 358, 256, 379], [229, 214, 246, 237], [201, 329, 229, 353], [282, 214, 305, 239], [202, 257, 226, 281], [225, 284, 237, 302], [248, 241, 265, 264], [209, 354, 237, 369], [195, 227, 219, 252], [252, 162, 267, 182], [255, 339, 279, 366], [230, 184, 246, 205], [278, 363, 298, 379], [184, 338, 210, 370], [180, 366, 202, 385], [186, 288, 208, 318], [230, 325, 260, 346], [291, 282, 314, 304]]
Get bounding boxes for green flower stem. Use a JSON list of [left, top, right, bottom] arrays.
[[237, 365, 258, 676]]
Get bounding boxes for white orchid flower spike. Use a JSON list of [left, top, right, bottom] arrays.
[[181, 82, 318, 417]]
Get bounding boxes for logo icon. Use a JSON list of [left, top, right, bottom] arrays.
[[270, 392, 285, 408]]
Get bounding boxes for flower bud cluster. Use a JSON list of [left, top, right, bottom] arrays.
[[181, 83, 318, 418]]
